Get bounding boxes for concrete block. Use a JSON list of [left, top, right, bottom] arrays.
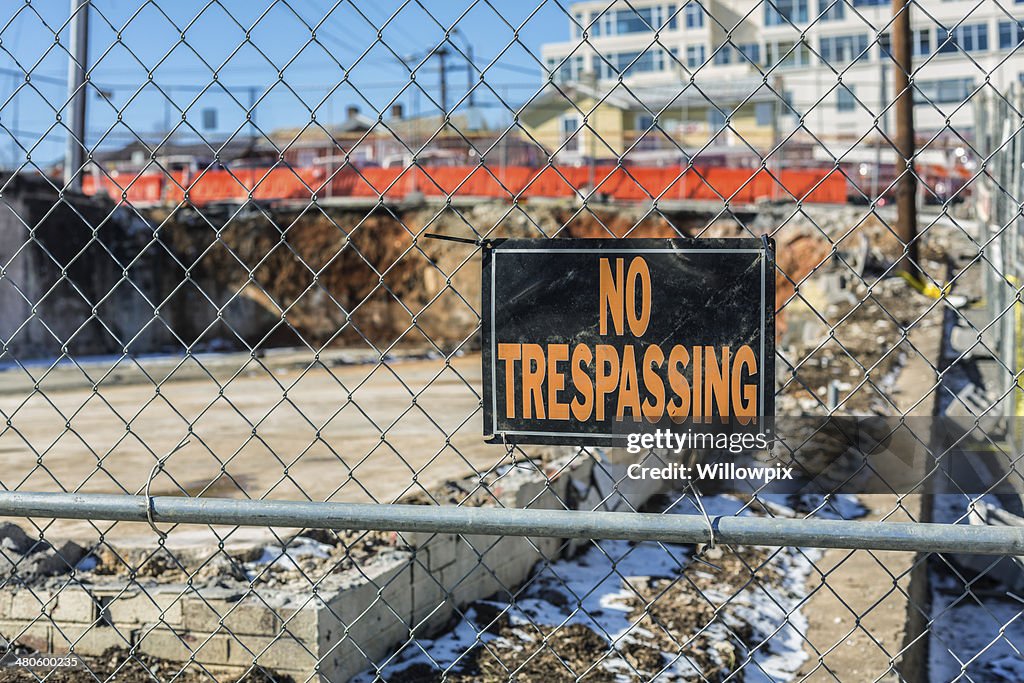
[[414, 606, 453, 640], [106, 589, 183, 626], [0, 619, 51, 653], [408, 581, 453, 640], [339, 595, 409, 646], [315, 617, 409, 683], [52, 586, 99, 623], [0, 589, 12, 616], [182, 596, 277, 636], [494, 553, 541, 591], [416, 533, 459, 571], [325, 560, 413, 628], [516, 478, 567, 511], [276, 600, 321, 643], [347, 618, 410, 657], [322, 639, 381, 683], [225, 632, 319, 674], [136, 627, 230, 666], [51, 623, 130, 656], [409, 562, 448, 619], [442, 561, 505, 608], [8, 589, 55, 620]]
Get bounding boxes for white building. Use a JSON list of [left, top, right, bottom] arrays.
[[540, 0, 1024, 165]]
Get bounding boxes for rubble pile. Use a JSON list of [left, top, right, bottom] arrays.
[[0, 523, 87, 585], [773, 207, 956, 415]]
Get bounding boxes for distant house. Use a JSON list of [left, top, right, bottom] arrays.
[[89, 138, 274, 176], [520, 79, 779, 166], [266, 105, 543, 170]]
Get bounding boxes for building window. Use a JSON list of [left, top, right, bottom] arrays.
[[591, 6, 668, 36], [767, 39, 811, 68], [879, 29, 930, 58], [573, 12, 584, 39], [851, 0, 886, 5], [914, 29, 931, 56], [708, 109, 727, 133], [547, 55, 584, 83], [766, 0, 808, 26], [819, 34, 869, 63], [560, 114, 581, 152], [739, 43, 761, 64], [684, 2, 704, 29], [819, 0, 844, 20], [755, 101, 774, 126], [938, 23, 989, 54], [637, 114, 655, 130], [837, 85, 856, 111], [999, 21, 1024, 50], [714, 44, 734, 65], [914, 78, 974, 105], [594, 49, 672, 78], [592, 6, 688, 35], [686, 44, 706, 68]]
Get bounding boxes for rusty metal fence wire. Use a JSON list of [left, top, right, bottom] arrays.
[[0, 0, 1022, 681]]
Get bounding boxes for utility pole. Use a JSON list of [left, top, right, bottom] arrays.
[[450, 28, 475, 108], [64, 0, 90, 192], [892, 0, 919, 276], [248, 86, 258, 148], [771, 75, 783, 202], [466, 43, 475, 108], [587, 70, 597, 194], [872, 59, 888, 201], [435, 46, 449, 114], [9, 73, 19, 170]]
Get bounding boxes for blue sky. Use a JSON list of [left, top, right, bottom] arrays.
[[0, 0, 571, 168]]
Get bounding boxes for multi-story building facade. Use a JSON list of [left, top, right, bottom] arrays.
[[531, 0, 1024, 167]]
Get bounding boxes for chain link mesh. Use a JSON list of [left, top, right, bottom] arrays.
[[0, 0, 1021, 681]]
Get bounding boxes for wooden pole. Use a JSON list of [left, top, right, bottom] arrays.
[[892, 0, 919, 277]]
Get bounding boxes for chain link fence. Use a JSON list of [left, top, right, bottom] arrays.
[[975, 87, 1024, 455], [0, 0, 1022, 681]]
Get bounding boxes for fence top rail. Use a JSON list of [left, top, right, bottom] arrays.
[[0, 491, 1019, 556]]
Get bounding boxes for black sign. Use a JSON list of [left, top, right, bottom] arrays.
[[482, 238, 775, 445]]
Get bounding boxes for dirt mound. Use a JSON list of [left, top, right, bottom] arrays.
[[156, 202, 705, 352]]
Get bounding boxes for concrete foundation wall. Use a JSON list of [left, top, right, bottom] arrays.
[[0, 456, 664, 681]]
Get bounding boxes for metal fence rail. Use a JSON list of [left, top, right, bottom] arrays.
[[0, 0, 1022, 681], [2, 491, 1024, 555]]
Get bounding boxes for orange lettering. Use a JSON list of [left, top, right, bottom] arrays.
[[547, 344, 570, 420], [599, 258, 625, 335], [642, 345, 665, 422], [616, 346, 641, 420], [625, 257, 651, 336], [594, 344, 620, 422], [521, 343, 546, 420], [497, 343, 521, 419], [732, 345, 758, 425], [667, 345, 690, 420]]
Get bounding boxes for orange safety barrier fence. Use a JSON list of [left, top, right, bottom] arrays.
[[83, 164, 849, 206]]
